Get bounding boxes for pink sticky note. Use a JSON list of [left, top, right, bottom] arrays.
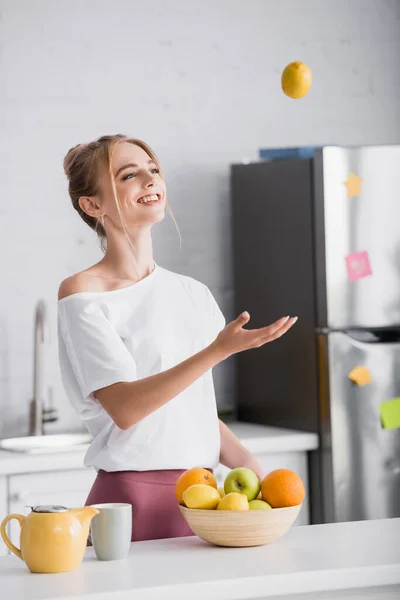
[[345, 251, 372, 282]]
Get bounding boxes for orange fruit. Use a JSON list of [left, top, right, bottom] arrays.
[[261, 469, 305, 508], [175, 468, 217, 505], [281, 61, 312, 99]]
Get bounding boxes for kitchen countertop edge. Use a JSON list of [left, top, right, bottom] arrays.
[[0, 422, 319, 476]]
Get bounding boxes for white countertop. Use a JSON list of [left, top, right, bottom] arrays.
[[227, 422, 319, 454], [2, 517, 399, 600], [0, 447, 90, 476], [0, 422, 318, 476]]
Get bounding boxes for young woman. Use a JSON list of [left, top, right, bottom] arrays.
[[57, 134, 297, 542]]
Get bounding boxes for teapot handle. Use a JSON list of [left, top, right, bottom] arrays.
[[1, 514, 25, 559]]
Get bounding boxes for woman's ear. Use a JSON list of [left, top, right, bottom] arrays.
[[78, 196, 102, 219]]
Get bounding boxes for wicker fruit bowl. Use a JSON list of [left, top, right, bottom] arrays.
[[179, 503, 302, 547]]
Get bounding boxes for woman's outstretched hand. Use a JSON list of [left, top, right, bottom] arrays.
[[211, 312, 298, 360]]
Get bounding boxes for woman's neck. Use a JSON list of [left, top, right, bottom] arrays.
[[99, 227, 155, 283]]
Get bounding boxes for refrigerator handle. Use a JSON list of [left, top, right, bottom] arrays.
[[315, 327, 400, 347], [316, 326, 400, 335]]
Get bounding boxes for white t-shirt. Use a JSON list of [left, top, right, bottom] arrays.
[[57, 261, 226, 472]]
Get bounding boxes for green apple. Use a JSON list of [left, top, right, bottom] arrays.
[[224, 467, 261, 501], [249, 499, 272, 510]]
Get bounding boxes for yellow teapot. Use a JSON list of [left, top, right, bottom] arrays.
[[1, 504, 99, 573]]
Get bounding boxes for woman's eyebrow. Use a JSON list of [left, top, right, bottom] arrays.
[[115, 159, 156, 177]]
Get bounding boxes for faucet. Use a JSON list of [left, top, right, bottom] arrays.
[[29, 300, 58, 436]]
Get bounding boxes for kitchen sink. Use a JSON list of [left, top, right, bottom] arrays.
[[0, 433, 92, 454]]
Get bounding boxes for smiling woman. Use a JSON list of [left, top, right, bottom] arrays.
[[63, 134, 181, 253], [57, 133, 297, 542]]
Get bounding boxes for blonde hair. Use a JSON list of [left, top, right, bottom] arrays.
[[63, 134, 181, 252]]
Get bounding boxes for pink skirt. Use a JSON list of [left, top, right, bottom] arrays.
[[85, 468, 212, 542]]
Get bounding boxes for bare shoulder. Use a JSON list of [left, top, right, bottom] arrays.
[[58, 273, 90, 300], [58, 268, 106, 300]]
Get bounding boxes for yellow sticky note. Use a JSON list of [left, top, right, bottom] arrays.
[[348, 366, 373, 386], [380, 398, 400, 430], [343, 172, 363, 198]]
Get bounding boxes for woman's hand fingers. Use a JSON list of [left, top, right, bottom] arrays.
[[251, 315, 290, 335], [250, 316, 298, 347], [213, 313, 298, 358], [261, 316, 298, 341]]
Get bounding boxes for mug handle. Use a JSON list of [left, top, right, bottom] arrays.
[[1, 514, 25, 559]]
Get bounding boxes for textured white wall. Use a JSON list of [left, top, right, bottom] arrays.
[[0, 0, 399, 436]]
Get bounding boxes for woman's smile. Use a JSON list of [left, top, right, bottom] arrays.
[[135, 193, 163, 206]]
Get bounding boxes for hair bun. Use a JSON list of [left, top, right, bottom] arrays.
[[63, 143, 85, 178]]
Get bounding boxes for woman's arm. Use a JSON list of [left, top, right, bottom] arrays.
[[218, 419, 264, 481], [93, 314, 296, 431], [95, 344, 224, 430], [59, 275, 296, 431]]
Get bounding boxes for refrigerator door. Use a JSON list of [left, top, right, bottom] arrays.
[[322, 331, 400, 523], [313, 145, 400, 329]]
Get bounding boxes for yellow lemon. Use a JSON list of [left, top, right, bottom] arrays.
[[182, 484, 220, 509], [217, 492, 249, 511], [281, 61, 312, 99]]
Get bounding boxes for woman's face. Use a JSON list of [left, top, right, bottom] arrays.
[[99, 141, 167, 230]]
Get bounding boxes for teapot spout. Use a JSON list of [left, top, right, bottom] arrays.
[[70, 507, 99, 535]]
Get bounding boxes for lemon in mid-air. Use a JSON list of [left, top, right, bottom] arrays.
[[281, 61, 312, 99]]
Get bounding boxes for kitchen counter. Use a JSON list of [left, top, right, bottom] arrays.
[[0, 422, 318, 475], [227, 422, 318, 454], [0, 447, 89, 476], [1, 517, 399, 600]]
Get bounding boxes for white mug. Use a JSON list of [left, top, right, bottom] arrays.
[[89, 503, 132, 561]]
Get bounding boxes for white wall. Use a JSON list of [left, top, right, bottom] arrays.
[[0, 0, 399, 436]]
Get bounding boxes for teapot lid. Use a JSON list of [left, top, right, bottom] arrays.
[[31, 505, 69, 513]]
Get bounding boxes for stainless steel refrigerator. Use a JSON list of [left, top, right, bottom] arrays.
[[230, 145, 400, 524]]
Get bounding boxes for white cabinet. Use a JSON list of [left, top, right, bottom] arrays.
[[1, 468, 96, 553], [214, 450, 310, 526]]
